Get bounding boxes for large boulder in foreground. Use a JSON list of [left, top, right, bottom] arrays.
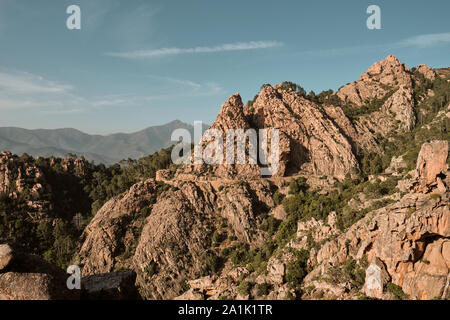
[[0, 244, 13, 271], [0, 244, 77, 300]]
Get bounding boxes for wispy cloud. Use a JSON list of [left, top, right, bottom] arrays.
[[0, 71, 72, 94], [0, 70, 77, 110], [106, 40, 284, 59], [0, 69, 224, 112], [297, 32, 450, 57], [397, 32, 450, 48], [145, 75, 202, 90], [90, 80, 223, 108]]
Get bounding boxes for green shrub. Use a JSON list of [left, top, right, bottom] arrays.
[[286, 249, 309, 285], [259, 215, 280, 236], [386, 282, 408, 300], [145, 261, 158, 277], [273, 191, 285, 206], [255, 282, 272, 296], [237, 281, 252, 296], [430, 193, 441, 200], [202, 251, 223, 274]]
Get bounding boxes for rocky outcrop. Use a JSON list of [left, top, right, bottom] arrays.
[[323, 105, 379, 152], [413, 140, 449, 193], [299, 140, 450, 300], [79, 179, 159, 275], [0, 244, 13, 271], [173, 55, 422, 182], [181, 85, 362, 180], [381, 87, 416, 131], [246, 85, 359, 179], [415, 64, 437, 81], [132, 179, 273, 299], [337, 55, 416, 135], [133, 181, 217, 299], [0, 151, 46, 197], [79, 176, 274, 299], [299, 189, 449, 300], [338, 55, 412, 106], [1, 244, 141, 300]]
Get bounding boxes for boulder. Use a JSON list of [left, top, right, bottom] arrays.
[[0, 273, 66, 300], [0, 246, 77, 300], [81, 270, 140, 300], [414, 140, 449, 193], [0, 244, 13, 271]]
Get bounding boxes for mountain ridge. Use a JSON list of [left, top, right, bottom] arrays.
[[0, 120, 208, 164]]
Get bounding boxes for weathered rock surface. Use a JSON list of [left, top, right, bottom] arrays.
[[79, 174, 274, 299], [338, 55, 412, 106], [0, 151, 46, 197], [246, 85, 359, 179], [337, 55, 417, 136], [0, 244, 13, 271], [0, 245, 77, 300], [415, 64, 437, 81], [132, 179, 273, 299], [81, 270, 140, 300], [79, 179, 159, 275], [299, 141, 449, 300], [414, 140, 449, 193]]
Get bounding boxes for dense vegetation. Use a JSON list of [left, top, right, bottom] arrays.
[[0, 146, 176, 269]]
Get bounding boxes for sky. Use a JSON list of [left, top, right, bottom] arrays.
[[0, 0, 449, 135]]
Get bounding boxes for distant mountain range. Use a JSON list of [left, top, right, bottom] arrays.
[[0, 120, 208, 164]]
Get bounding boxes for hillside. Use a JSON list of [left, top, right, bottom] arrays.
[[0, 120, 208, 164], [0, 55, 449, 300]]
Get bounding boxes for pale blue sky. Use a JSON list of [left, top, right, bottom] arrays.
[[0, 0, 449, 134]]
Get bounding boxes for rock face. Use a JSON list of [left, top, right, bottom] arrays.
[[338, 55, 412, 106], [415, 64, 437, 81], [414, 140, 449, 193], [132, 179, 273, 299], [0, 245, 77, 300], [179, 85, 362, 180], [79, 177, 274, 299], [81, 270, 140, 300], [182, 93, 261, 180], [337, 55, 416, 135], [79, 179, 159, 275], [300, 190, 449, 300], [174, 55, 423, 182], [299, 140, 450, 300], [0, 151, 45, 197], [323, 105, 379, 152], [246, 85, 359, 179]]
